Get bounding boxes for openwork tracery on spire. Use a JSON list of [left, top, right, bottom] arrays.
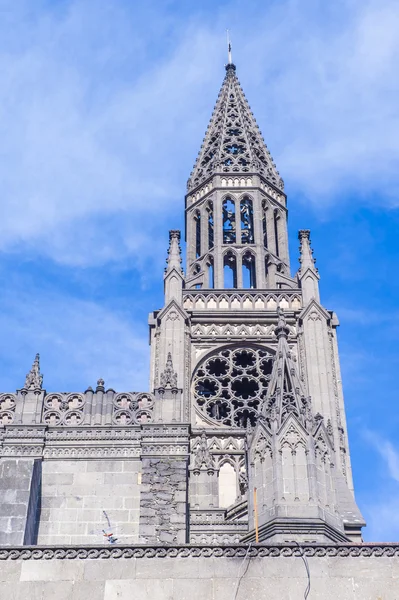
[[188, 66, 284, 192]]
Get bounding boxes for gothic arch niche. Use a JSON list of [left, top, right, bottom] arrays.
[[193, 344, 275, 428], [218, 460, 237, 508], [242, 251, 256, 288], [195, 211, 201, 258], [222, 197, 236, 243], [240, 197, 254, 243], [207, 202, 214, 249], [223, 251, 237, 288]]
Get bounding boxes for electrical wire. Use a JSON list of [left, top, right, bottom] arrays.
[[293, 541, 311, 599], [233, 542, 252, 600]]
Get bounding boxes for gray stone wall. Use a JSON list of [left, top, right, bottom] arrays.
[[139, 458, 187, 544], [0, 546, 398, 599], [0, 459, 38, 546], [37, 460, 141, 545]]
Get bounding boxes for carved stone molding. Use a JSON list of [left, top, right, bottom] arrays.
[[0, 394, 17, 425], [0, 544, 398, 560]]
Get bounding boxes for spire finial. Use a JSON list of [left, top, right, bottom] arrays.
[[227, 30, 232, 65], [165, 230, 183, 275], [24, 353, 43, 390]]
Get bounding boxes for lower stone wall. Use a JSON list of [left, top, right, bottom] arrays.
[[0, 545, 398, 599], [38, 460, 141, 545]]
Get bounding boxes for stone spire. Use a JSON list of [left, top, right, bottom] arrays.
[[188, 64, 283, 192], [164, 230, 184, 304], [159, 352, 178, 389], [262, 309, 312, 432], [165, 230, 183, 275], [24, 353, 43, 390], [298, 229, 320, 303]]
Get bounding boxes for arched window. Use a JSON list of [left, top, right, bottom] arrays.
[[223, 252, 237, 288], [274, 209, 280, 257], [195, 212, 201, 258], [262, 203, 268, 247], [208, 260, 214, 289], [242, 252, 256, 288], [207, 203, 214, 249], [222, 198, 236, 243], [240, 198, 254, 243]]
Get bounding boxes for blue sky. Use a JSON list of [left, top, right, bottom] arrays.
[[0, 0, 399, 541]]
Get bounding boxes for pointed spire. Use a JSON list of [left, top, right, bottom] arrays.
[[188, 65, 283, 192], [298, 229, 320, 303], [24, 353, 43, 390], [298, 230, 318, 274], [159, 352, 178, 389], [262, 317, 311, 431], [165, 230, 183, 275]]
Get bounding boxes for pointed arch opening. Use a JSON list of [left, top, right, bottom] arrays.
[[222, 198, 236, 244], [207, 202, 214, 249], [207, 257, 214, 289], [195, 211, 201, 258], [262, 202, 268, 247], [223, 251, 237, 288], [274, 209, 280, 257], [240, 197, 254, 243], [242, 251, 256, 289]]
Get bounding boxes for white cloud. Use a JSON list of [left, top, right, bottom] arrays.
[[0, 285, 150, 392], [0, 0, 398, 270], [364, 430, 399, 482]]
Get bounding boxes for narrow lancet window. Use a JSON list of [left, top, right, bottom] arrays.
[[240, 198, 254, 243], [263, 212, 267, 247], [208, 261, 214, 289], [242, 252, 256, 288], [223, 252, 237, 288], [274, 210, 280, 257], [222, 198, 236, 243], [195, 212, 201, 258], [208, 204, 214, 249]]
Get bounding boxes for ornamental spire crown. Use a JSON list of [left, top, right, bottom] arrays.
[[187, 63, 283, 192]]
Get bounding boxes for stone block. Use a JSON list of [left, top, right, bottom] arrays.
[[73, 472, 104, 485], [105, 578, 173, 600], [20, 560, 85, 582], [43, 473, 74, 485], [84, 559, 136, 581], [122, 462, 141, 472], [173, 579, 213, 600], [70, 581, 105, 600], [86, 461, 123, 472]]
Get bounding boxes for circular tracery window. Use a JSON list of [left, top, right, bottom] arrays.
[[193, 346, 274, 428]]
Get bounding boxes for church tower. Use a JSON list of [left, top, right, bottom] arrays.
[[149, 59, 365, 544]]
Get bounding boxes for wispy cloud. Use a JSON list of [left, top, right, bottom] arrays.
[[364, 430, 399, 482], [0, 0, 398, 268], [0, 284, 150, 391]]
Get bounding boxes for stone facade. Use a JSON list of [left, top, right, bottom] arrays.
[[0, 59, 368, 555], [0, 545, 399, 599]]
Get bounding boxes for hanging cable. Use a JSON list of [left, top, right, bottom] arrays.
[[232, 542, 252, 600], [293, 541, 311, 599]]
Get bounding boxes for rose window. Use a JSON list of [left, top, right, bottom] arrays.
[[193, 347, 274, 428]]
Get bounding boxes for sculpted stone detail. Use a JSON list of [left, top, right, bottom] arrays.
[[188, 64, 283, 191], [193, 431, 215, 472], [112, 393, 155, 425], [24, 353, 43, 390], [42, 393, 85, 426], [0, 544, 397, 559], [159, 353, 178, 389], [0, 394, 17, 424], [193, 345, 274, 428]]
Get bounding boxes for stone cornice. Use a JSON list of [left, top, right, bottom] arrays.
[[0, 543, 398, 560]]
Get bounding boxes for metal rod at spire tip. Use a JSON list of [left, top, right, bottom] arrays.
[[226, 29, 232, 65]]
